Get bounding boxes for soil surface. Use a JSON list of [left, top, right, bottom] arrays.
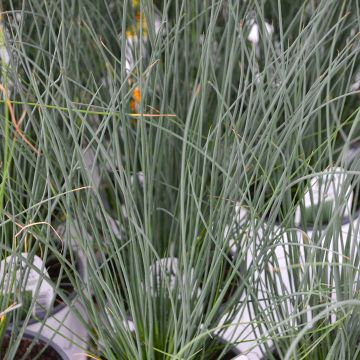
[[0, 335, 63, 359]]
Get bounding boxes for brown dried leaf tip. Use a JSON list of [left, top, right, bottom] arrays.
[[0, 84, 39, 154]]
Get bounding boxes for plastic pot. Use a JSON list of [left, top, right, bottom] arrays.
[[225, 204, 360, 357], [2, 242, 88, 360], [26, 243, 88, 360]]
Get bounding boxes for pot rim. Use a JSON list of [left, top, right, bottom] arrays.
[[296, 207, 360, 231], [261, 206, 360, 232]]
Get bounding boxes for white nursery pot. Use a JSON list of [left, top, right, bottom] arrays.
[[0, 253, 88, 360], [294, 167, 360, 319], [26, 294, 88, 360], [224, 206, 306, 358], [223, 166, 360, 357], [219, 301, 269, 359], [25, 247, 88, 360], [1, 220, 90, 360], [294, 167, 354, 227], [226, 216, 360, 357], [294, 216, 360, 325], [223, 216, 279, 358]]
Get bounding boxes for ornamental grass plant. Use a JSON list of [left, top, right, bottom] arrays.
[[0, 0, 360, 359]]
